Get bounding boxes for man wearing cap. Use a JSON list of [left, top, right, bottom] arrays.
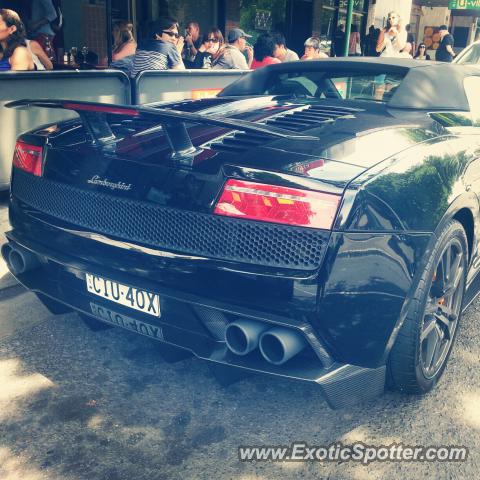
[[213, 28, 253, 69], [436, 25, 455, 62]]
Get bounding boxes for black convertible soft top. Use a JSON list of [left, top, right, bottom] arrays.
[[219, 57, 480, 111]]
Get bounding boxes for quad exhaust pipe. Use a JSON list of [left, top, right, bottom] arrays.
[[259, 327, 307, 365], [225, 319, 306, 365], [1, 242, 40, 275], [225, 319, 269, 356]]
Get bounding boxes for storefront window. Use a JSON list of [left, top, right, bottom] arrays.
[[315, 0, 367, 38]]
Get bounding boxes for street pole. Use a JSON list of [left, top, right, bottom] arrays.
[[343, 0, 354, 57], [106, 0, 113, 66]]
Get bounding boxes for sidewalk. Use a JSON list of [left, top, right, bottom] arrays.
[[0, 197, 48, 340], [0, 196, 17, 290]]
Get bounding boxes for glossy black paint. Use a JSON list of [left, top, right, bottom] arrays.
[[5, 60, 480, 406]]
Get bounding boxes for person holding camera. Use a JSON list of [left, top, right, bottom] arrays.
[[376, 11, 407, 58]]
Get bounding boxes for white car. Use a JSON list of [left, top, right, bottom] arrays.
[[454, 40, 480, 65]]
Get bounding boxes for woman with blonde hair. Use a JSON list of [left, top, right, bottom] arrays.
[[112, 20, 136, 61], [376, 11, 407, 57]]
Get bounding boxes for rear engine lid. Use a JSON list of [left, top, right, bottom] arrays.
[[8, 99, 354, 272]]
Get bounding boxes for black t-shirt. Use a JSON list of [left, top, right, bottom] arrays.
[[333, 31, 345, 57], [436, 33, 454, 62]]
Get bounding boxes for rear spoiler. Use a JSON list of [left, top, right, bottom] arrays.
[[6, 99, 318, 165]]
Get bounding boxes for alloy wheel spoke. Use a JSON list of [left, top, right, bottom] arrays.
[[423, 324, 442, 371], [451, 262, 464, 292], [421, 317, 437, 342], [434, 311, 452, 340], [442, 255, 462, 297], [437, 303, 456, 321], [429, 325, 445, 370], [424, 298, 438, 317], [442, 247, 452, 288]]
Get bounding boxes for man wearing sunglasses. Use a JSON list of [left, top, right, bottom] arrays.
[[130, 17, 185, 77]]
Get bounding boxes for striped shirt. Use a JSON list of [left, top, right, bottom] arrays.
[[130, 39, 183, 77]]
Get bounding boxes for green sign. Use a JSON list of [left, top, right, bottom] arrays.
[[449, 0, 480, 9]]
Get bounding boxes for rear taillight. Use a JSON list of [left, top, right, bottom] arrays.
[[13, 140, 43, 176], [214, 179, 341, 229]]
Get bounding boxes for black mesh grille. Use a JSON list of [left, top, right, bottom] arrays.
[[12, 170, 330, 270]]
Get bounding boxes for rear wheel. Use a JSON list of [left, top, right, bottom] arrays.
[[388, 220, 467, 394]]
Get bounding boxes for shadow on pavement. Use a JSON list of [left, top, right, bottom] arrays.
[[0, 297, 478, 480]]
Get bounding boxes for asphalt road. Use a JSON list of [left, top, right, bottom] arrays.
[[0, 197, 479, 480]]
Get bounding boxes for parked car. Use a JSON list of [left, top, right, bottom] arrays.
[[454, 40, 480, 65], [3, 58, 480, 408]]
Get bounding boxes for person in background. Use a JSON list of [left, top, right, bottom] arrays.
[[112, 21, 136, 61], [109, 20, 136, 72], [272, 33, 299, 62], [348, 24, 361, 56], [251, 33, 281, 69], [130, 17, 184, 77], [363, 25, 380, 56], [28, 0, 57, 59], [0, 8, 34, 71], [213, 28, 253, 69], [332, 24, 345, 57], [405, 24, 416, 55], [183, 21, 201, 67], [414, 43, 430, 60], [26, 37, 52, 69], [191, 28, 224, 69], [302, 36, 328, 60], [436, 25, 455, 62], [376, 11, 407, 57], [399, 42, 413, 57]]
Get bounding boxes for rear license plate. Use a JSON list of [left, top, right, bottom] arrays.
[[85, 273, 160, 317], [89, 302, 164, 340]]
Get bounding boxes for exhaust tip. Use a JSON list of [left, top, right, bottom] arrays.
[[1, 243, 13, 266], [225, 320, 268, 356], [259, 327, 306, 365], [259, 332, 287, 365], [9, 249, 26, 275], [1, 242, 40, 275], [225, 324, 250, 355]]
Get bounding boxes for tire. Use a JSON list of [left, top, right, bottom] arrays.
[[388, 219, 468, 394]]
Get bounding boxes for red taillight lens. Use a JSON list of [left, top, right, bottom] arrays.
[[13, 140, 43, 176], [214, 179, 341, 229]]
